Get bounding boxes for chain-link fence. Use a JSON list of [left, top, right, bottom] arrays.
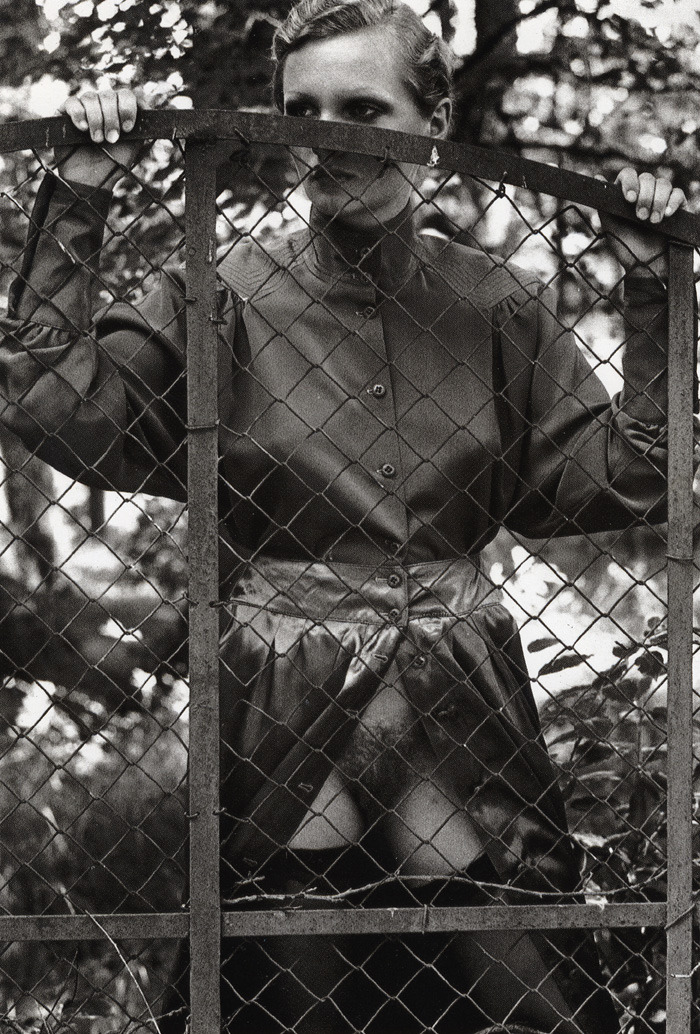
[[0, 111, 698, 1034]]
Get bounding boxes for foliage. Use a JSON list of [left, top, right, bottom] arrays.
[[0, 674, 188, 1027], [535, 617, 700, 1033]]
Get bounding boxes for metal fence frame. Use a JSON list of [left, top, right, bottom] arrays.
[[0, 110, 698, 1034]]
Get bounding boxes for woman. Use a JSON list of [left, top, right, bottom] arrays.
[[0, 0, 688, 1030]]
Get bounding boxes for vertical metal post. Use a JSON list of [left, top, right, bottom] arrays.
[[665, 242, 695, 1034], [185, 139, 221, 1034]]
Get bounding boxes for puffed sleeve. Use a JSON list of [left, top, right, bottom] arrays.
[[497, 274, 688, 537], [0, 173, 228, 501]]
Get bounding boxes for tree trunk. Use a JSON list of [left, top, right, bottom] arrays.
[[454, 0, 520, 145]]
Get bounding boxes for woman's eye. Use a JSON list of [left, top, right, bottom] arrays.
[[349, 104, 381, 122], [285, 102, 315, 118]]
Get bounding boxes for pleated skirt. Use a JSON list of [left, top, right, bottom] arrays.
[[210, 555, 618, 1033]]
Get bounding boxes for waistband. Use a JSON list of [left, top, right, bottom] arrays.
[[226, 556, 501, 624]]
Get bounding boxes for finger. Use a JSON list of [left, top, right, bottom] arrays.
[[64, 95, 89, 132], [648, 178, 673, 223], [116, 89, 138, 133], [99, 91, 121, 144], [615, 167, 639, 204], [80, 92, 106, 143], [634, 172, 656, 220], [665, 186, 687, 217]]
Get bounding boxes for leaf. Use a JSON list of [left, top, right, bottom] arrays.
[[628, 772, 665, 832], [527, 636, 560, 653], [538, 652, 588, 677], [570, 741, 616, 767], [634, 649, 666, 678]]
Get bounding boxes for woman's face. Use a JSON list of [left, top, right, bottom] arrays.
[[282, 23, 450, 228]]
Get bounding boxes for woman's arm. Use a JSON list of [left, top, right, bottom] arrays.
[[0, 90, 193, 500], [501, 170, 694, 537]]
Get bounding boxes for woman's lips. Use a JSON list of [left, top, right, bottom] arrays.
[[309, 166, 354, 182]]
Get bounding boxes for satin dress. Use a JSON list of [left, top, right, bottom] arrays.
[[0, 173, 671, 1031]]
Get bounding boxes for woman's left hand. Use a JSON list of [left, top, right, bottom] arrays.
[[599, 169, 687, 278]]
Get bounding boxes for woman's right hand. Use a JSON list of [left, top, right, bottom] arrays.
[[55, 88, 145, 188]]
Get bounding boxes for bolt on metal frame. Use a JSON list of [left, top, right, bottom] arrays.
[[0, 110, 698, 1033]]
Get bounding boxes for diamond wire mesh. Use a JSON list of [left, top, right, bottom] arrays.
[[0, 113, 697, 1034]]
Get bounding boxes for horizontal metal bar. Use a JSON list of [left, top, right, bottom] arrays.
[[0, 900, 686, 941], [0, 913, 188, 940], [3, 112, 700, 245], [222, 901, 668, 936]]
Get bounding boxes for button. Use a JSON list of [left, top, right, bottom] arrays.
[[369, 383, 386, 398], [358, 305, 378, 318], [380, 463, 396, 478], [389, 608, 401, 621], [413, 655, 426, 668], [387, 573, 402, 588]]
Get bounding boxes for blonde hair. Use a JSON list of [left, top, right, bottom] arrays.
[[272, 0, 454, 122]]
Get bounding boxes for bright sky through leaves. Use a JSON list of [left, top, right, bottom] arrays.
[[24, 0, 700, 116]]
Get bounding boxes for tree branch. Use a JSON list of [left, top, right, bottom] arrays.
[[456, 0, 563, 77]]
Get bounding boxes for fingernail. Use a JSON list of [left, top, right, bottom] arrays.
[[106, 130, 119, 143], [650, 211, 661, 223], [93, 131, 103, 142], [626, 191, 636, 201], [637, 207, 648, 218], [124, 122, 134, 132]]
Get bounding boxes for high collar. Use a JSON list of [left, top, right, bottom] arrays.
[[306, 201, 422, 292]]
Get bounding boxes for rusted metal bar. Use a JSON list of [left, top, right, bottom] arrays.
[[665, 242, 696, 1034], [3, 113, 700, 246], [0, 901, 674, 941], [221, 901, 668, 937], [0, 913, 188, 940], [185, 139, 222, 1034]]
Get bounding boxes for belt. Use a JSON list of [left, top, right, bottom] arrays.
[[226, 555, 501, 624]]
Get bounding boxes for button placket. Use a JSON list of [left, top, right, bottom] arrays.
[[350, 287, 409, 552], [382, 563, 409, 626]]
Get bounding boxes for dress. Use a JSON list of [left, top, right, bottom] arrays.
[[0, 173, 671, 1032]]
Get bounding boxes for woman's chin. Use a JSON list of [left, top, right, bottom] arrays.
[[307, 191, 364, 223], [306, 192, 406, 230]]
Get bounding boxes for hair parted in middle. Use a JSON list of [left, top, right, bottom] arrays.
[[271, 0, 455, 123]]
